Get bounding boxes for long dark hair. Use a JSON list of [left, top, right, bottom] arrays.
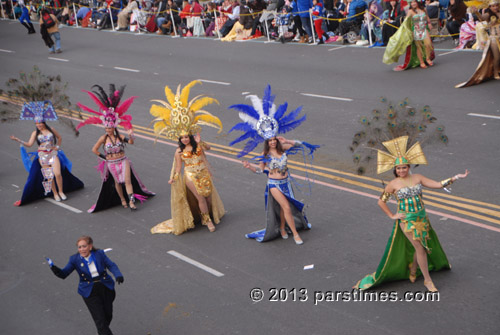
[[411, 0, 425, 11], [263, 137, 284, 157], [104, 128, 124, 146], [35, 122, 56, 145], [178, 135, 197, 154], [486, 6, 499, 19]]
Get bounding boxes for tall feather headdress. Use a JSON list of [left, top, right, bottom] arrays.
[[76, 84, 136, 130], [150, 80, 222, 140], [228, 85, 306, 157]]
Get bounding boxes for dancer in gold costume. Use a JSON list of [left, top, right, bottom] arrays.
[[150, 81, 225, 235], [457, 0, 500, 87]]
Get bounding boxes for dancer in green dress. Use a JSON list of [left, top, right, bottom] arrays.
[[355, 136, 469, 292]]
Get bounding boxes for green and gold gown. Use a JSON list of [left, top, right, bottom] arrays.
[[355, 183, 450, 290]]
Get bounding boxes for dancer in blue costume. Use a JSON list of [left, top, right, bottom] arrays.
[[229, 85, 318, 245], [10, 101, 83, 206]]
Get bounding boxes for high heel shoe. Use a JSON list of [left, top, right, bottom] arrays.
[[201, 212, 215, 232], [424, 280, 438, 292], [128, 194, 137, 211], [206, 221, 216, 232], [409, 263, 417, 283], [280, 229, 289, 240], [293, 235, 303, 245], [121, 200, 128, 209], [59, 192, 67, 201]]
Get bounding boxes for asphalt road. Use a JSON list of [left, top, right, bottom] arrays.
[[0, 19, 499, 335]]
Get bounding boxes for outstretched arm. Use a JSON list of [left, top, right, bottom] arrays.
[[419, 170, 470, 189]]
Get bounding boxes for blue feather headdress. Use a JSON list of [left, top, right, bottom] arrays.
[[228, 85, 306, 157]]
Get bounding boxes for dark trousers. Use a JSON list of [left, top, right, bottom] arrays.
[[382, 22, 400, 45], [446, 20, 463, 41], [83, 282, 116, 335], [293, 15, 305, 36], [220, 18, 237, 37]]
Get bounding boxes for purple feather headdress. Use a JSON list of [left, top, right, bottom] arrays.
[[228, 85, 306, 157]]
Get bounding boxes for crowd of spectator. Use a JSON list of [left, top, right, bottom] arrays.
[[0, 0, 491, 48]]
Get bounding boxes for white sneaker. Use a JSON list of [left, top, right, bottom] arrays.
[[356, 40, 369, 46], [293, 35, 301, 42]]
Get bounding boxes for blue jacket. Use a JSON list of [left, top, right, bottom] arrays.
[[297, 0, 313, 18], [346, 0, 367, 22], [54, 249, 123, 298]]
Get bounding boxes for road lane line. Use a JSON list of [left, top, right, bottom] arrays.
[[438, 50, 459, 57], [167, 250, 224, 277], [12, 184, 19, 188], [48, 57, 69, 62], [197, 79, 231, 86], [328, 46, 347, 51], [300, 93, 353, 102], [467, 113, 500, 120], [44, 198, 83, 213], [0, 49, 14, 53], [114, 66, 140, 73]]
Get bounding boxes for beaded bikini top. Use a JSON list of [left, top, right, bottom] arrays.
[[396, 183, 422, 200], [104, 138, 124, 155], [268, 153, 288, 175], [37, 132, 54, 144]]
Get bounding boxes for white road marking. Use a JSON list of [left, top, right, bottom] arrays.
[[197, 79, 231, 86], [0, 49, 14, 53], [438, 50, 458, 57], [167, 250, 224, 277], [126, 230, 136, 234], [328, 46, 347, 51], [300, 93, 353, 102], [44, 198, 83, 213], [241, 92, 250, 95], [114, 66, 140, 73], [12, 184, 19, 188], [467, 113, 500, 120], [48, 57, 69, 62]]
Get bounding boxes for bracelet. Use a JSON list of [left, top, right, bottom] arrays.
[[440, 178, 454, 188], [172, 172, 179, 181], [254, 168, 263, 174], [98, 153, 106, 160], [379, 191, 392, 203], [293, 140, 302, 147]]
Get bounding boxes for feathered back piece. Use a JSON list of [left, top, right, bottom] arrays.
[[350, 97, 448, 175], [76, 84, 136, 130], [150, 80, 222, 140], [228, 84, 306, 157]]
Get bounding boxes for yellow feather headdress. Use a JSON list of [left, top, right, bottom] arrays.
[[464, 0, 497, 9], [377, 136, 428, 174], [150, 80, 223, 140]]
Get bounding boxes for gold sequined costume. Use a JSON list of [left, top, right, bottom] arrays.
[[150, 147, 225, 235]]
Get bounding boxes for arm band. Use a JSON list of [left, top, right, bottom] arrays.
[[123, 137, 129, 143], [99, 153, 106, 160], [254, 168, 263, 174], [172, 172, 180, 181], [380, 191, 392, 203], [440, 178, 454, 188], [293, 140, 302, 147]]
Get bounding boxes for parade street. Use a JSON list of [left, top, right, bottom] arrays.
[[0, 19, 499, 335]]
